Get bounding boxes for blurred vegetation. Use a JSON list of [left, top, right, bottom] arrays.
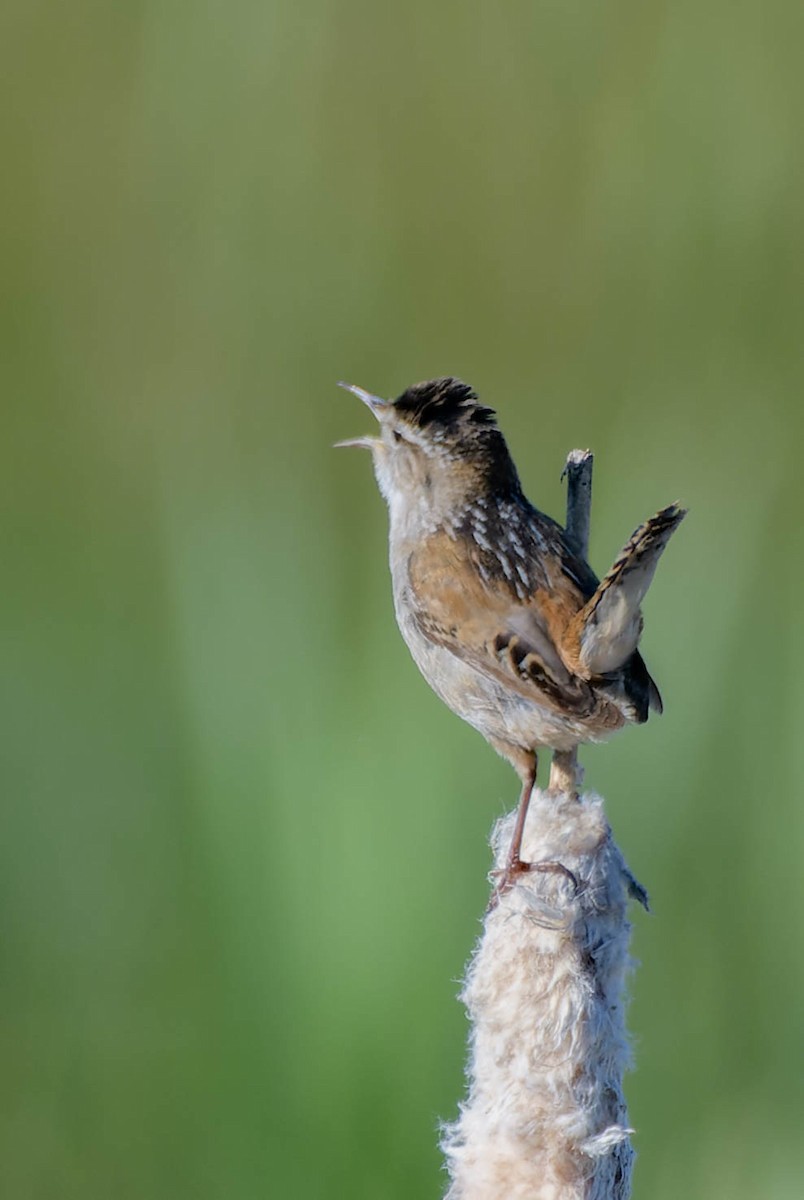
[[1, 2, 802, 1197]]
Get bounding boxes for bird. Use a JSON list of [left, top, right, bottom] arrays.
[[336, 377, 686, 891]]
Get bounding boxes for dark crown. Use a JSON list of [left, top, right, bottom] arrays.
[[393, 378, 497, 431]]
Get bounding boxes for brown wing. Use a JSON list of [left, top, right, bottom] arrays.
[[406, 526, 599, 718]]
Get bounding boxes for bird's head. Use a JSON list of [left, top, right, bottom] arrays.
[[336, 377, 520, 513]]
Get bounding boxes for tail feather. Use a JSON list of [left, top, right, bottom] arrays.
[[574, 502, 687, 675]]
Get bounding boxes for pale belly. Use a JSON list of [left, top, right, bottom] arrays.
[[394, 597, 620, 754]]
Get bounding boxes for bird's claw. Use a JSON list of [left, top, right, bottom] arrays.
[[488, 857, 580, 910]]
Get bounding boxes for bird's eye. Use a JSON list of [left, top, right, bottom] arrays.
[[392, 430, 404, 444]]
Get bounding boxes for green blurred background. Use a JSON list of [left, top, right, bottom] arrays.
[[2, 2, 803, 1197]]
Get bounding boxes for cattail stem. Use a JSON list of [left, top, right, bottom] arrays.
[[562, 449, 594, 559], [550, 449, 594, 796], [442, 450, 643, 1200]]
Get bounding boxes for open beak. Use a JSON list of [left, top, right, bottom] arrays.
[[334, 381, 388, 449], [337, 380, 390, 415], [333, 435, 378, 450]]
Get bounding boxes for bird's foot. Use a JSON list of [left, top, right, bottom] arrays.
[[488, 857, 579, 910]]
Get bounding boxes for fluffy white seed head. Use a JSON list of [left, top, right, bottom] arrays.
[[442, 789, 639, 1200]]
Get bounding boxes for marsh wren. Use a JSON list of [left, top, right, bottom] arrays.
[[337, 378, 685, 889]]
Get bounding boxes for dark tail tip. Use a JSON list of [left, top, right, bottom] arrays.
[[654, 501, 688, 530]]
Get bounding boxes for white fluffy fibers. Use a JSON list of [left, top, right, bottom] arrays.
[[442, 789, 641, 1200]]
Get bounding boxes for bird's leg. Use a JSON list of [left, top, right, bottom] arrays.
[[549, 748, 580, 797], [505, 756, 538, 876], [490, 750, 580, 906], [487, 755, 536, 904]]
